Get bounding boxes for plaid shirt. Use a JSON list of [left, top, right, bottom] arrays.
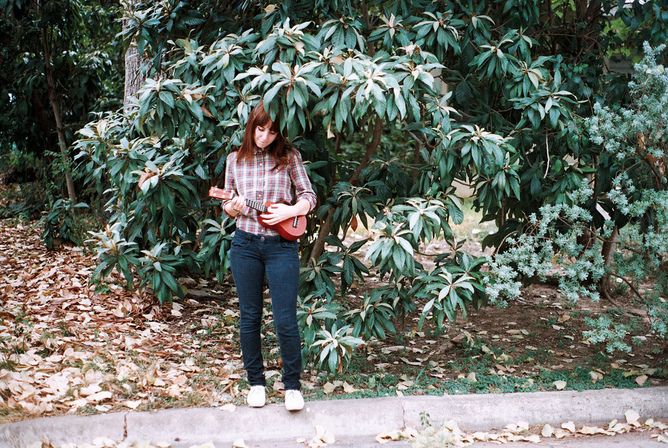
[[223, 148, 317, 236]]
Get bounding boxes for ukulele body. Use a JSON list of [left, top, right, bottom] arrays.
[[209, 187, 307, 241], [258, 202, 307, 241]]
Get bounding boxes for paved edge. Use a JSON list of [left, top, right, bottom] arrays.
[[1, 387, 667, 448]]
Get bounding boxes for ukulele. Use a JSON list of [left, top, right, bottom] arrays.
[[209, 186, 307, 241]]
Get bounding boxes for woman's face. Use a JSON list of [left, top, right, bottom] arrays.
[[254, 122, 278, 149]]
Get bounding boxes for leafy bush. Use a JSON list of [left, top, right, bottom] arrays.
[[311, 323, 364, 373], [297, 293, 342, 362], [41, 199, 90, 249], [88, 222, 139, 287], [0, 146, 43, 183], [415, 252, 486, 333], [0, 182, 46, 220], [486, 44, 668, 350], [71, 2, 668, 371], [346, 289, 397, 340]]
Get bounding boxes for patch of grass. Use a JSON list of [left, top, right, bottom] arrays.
[[588, 352, 612, 369], [146, 390, 207, 410], [537, 367, 638, 391], [309, 363, 646, 401], [515, 348, 551, 364], [93, 282, 111, 294], [78, 404, 99, 416], [0, 357, 17, 371], [456, 374, 537, 394]]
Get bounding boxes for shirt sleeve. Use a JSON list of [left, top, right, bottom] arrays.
[[222, 152, 250, 217], [288, 149, 317, 213]]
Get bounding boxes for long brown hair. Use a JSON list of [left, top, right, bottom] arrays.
[[237, 102, 290, 170]]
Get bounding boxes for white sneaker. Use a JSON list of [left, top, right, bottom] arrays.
[[247, 385, 266, 408], [284, 389, 304, 411]]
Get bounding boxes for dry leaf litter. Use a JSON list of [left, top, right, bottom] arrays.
[[1, 223, 245, 421]]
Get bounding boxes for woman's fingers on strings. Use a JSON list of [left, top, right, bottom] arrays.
[[232, 196, 245, 211]]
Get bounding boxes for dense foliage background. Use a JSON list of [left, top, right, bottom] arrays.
[[1, 0, 667, 371]]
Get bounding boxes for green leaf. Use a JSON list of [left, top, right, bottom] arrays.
[[159, 91, 174, 108]]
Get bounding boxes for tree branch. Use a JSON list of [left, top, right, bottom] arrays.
[[310, 116, 384, 262]]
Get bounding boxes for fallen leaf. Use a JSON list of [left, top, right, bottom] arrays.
[[91, 437, 117, 446], [625, 409, 640, 426], [553, 380, 567, 390], [232, 439, 247, 448], [561, 421, 576, 433], [554, 428, 570, 439], [541, 424, 554, 437], [376, 431, 400, 444], [589, 371, 604, 383], [123, 400, 142, 409], [400, 357, 423, 366], [646, 419, 668, 430], [608, 419, 629, 433], [635, 375, 648, 386], [342, 382, 356, 393], [323, 382, 335, 394], [220, 403, 236, 412], [86, 391, 112, 403], [505, 421, 529, 433], [314, 425, 335, 444], [80, 383, 102, 397], [471, 431, 492, 441]]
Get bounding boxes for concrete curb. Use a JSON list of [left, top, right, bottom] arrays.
[[1, 387, 667, 447]]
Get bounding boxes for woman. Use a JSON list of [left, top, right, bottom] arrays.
[[222, 103, 316, 411]]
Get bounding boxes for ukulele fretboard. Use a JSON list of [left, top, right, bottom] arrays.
[[245, 199, 268, 213]]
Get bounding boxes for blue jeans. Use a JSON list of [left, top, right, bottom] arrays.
[[229, 229, 302, 390]]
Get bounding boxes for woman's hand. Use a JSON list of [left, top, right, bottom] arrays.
[[224, 195, 246, 217], [260, 203, 297, 225]]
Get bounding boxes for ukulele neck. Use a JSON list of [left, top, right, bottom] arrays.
[[245, 198, 267, 213]]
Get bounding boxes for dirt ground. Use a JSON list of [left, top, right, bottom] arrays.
[[1, 218, 666, 425]]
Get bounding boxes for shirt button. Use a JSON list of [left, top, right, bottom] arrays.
[[257, 193, 262, 199]]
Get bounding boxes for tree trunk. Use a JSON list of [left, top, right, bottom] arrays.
[[123, 6, 147, 108], [310, 117, 384, 262], [124, 45, 145, 108], [309, 208, 336, 263], [41, 27, 77, 202], [30, 90, 53, 150], [350, 116, 383, 185], [599, 226, 618, 300]]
